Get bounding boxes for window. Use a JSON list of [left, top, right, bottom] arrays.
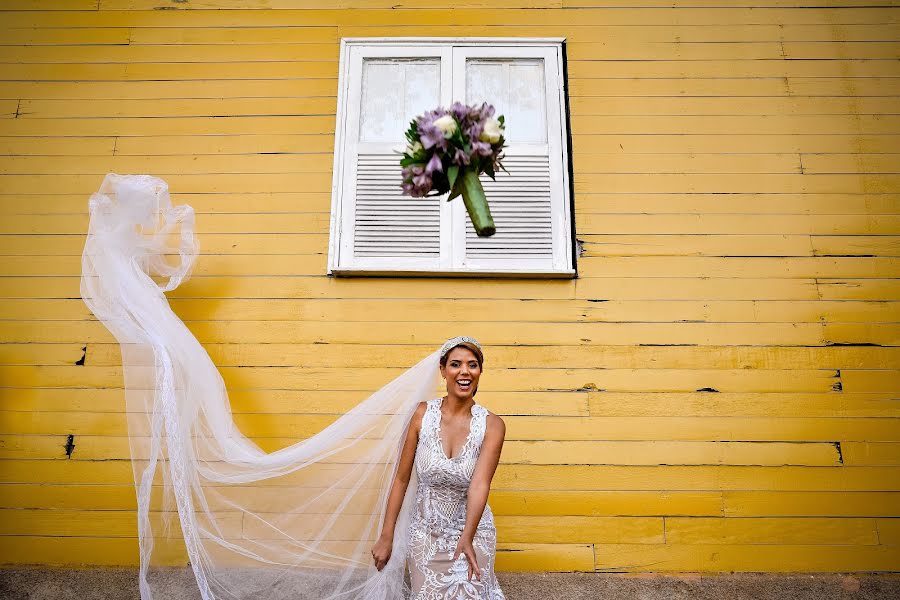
[[327, 38, 575, 277]]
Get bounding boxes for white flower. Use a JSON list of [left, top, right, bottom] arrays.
[[434, 115, 458, 137], [406, 140, 423, 155], [479, 117, 503, 144]]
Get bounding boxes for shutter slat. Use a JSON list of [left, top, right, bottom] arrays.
[[465, 155, 554, 260], [353, 152, 440, 258]]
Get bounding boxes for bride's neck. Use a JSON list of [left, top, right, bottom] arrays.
[[442, 393, 474, 414]]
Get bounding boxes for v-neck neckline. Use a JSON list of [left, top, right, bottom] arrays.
[[435, 396, 477, 461]]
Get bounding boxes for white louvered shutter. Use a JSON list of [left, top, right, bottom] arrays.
[[329, 40, 573, 276], [452, 46, 572, 274], [331, 45, 452, 273]]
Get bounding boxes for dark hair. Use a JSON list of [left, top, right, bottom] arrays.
[[439, 342, 484, 369]]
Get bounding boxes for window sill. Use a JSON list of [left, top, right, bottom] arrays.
[[329, 267, 577, 279]]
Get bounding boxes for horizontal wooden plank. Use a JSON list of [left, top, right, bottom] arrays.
[[0, 533, 594, 570], [0, 171, 890, 196], [3, 460, 898, 491], [1, 152, 900, 177], [0, 154, 335, 173], [671, 516, 880, 545], [0, 319, 843, 346], [1, 115, 896, 140], [9, 509, 865, 547], [7, 40, 848, 63], [0, 80, 338, 100], [843, 442, 900, 466], [0, 151, 808, 176], [7, 254, 900, 280], [0, 100, 19, 119], [8, 275, 898, 305], [578, 172, 900, 194], [3, 211, 899, 236], [9, 131, 898, 158], [2, 191, 897, 216], [1, 231, 896, 259], [2, 435, 869, 466], [3, 409, 898, 441], [571, 77, 900, 97], [2, 297, 898, 325], [801, 154, 900, 174], [568, 97, 900, 116], [0, 508, 666, 546], [2, 8, 895, 28], [118, 23, 900, 45], [0, 233, 328, 255], [592, 542, 899, 572], [0, 43, 341, 64], [16, 97, 336, 119], [0, 275, 854, 302], [4, 483, 897, 517], [0, 136, 117, 156], [2, 385, 896, 418], [3, 364, 900, 397], [128, 25, 338, 45], [572, 134, 900, 154], [576, 214, 900, 235], [1, 59, 899, 83], [0, 535, 188, 567], [723, 490, 900, 517], [0, 62, 338, 81], [0, 116, 336, 137], [784, 41, 900, 60], [0, 0, 98, 9], [0, 27, 131, 46]]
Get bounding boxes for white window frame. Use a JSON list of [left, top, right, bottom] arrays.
[[327, 37, 575, 278]]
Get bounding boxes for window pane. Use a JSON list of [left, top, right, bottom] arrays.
[[359, 59, 441, 143], [466, 58, 546, 143]]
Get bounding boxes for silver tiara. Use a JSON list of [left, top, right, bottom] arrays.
[[439, 335, 482, 359]]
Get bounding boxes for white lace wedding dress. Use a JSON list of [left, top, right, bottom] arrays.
[[406, 397, 506, 599]]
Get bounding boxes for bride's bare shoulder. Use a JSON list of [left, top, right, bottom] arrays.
[[484, 410, 506, 439], [410, 400, 430, 430]]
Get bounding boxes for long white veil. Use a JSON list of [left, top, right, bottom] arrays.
[[80, 173, 440, 599]]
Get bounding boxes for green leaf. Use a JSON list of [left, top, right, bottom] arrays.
[[448, 173, 463, 201], [447, 165, 459, 190]]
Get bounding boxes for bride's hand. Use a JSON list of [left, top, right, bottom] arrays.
[[371, 534, 392, 571], [452, 538, 481, 582]]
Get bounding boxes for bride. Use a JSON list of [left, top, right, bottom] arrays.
[[79, 174, 507, 599], [371, 336, 507, 599]]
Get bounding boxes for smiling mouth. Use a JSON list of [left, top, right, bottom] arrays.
[[456, 379, 472, 389]]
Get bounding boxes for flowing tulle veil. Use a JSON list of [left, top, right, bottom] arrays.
[[80, 173, 441, 599]]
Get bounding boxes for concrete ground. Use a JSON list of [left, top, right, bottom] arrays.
[[1, 568, 899, 599]]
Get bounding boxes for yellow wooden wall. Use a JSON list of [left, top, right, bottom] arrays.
[[1, 0, 899, 574]]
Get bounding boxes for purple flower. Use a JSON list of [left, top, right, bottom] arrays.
[[478, 101, 495, 121], [449, 101, 469, 123], [472, 141, 493, 157], [425, 153, 443, 175], [452, 147, 471, 166]]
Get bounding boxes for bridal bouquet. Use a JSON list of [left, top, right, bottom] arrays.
[[399, 101, 507, 237]]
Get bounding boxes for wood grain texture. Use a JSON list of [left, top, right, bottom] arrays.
[[0, 0, 898, 573]]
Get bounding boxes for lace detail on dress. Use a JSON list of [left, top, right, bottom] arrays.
[[406, 398, 505, 599]]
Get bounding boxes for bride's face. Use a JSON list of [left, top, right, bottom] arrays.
[[440, 346, 482, 399]]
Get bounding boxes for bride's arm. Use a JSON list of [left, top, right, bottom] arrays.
[[372, 400, 427, 571], [455, 413, 506, 579]]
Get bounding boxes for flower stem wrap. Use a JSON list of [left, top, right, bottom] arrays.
[[460, 168, 496, 237]]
